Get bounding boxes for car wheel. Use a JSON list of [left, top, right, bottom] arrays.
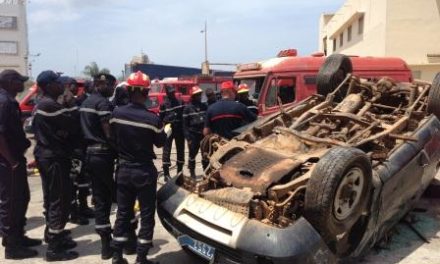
[[427, 72, 440, 119], [304, 147, 371, 257], [317, 54, 353, 99]]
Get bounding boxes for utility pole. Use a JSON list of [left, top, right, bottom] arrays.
[[201, 20, 210, 75]]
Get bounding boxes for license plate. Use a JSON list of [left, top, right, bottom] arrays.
[[178, 235, 216, 260]]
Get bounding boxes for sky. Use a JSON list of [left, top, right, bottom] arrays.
[[27, 0, 345, 78]]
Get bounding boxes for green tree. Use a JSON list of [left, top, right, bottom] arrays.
[[82, 62, 110, 77]]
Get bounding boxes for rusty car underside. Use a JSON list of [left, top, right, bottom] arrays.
[[180, 75, 432, 228]]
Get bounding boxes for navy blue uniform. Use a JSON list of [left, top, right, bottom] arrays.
[[110, 103, 166, 257], [238, 98, 259, 115], [183, 100, 208, 175], [33, 96, 78, 244], [79, 92, 115, 236], [205, 99, 257, 139], [0, 88, 31, 246], [159, 97, 185, 177]]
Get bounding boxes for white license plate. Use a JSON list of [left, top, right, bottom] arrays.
[[178, 235, 216, 261]]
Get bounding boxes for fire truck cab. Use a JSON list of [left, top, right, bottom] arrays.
[[234, 49, 413, 116]]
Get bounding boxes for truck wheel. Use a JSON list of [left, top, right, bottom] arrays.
[[317, 54, 353, 97], [427, 73, 440, 119], [304, 147, 371, 257]]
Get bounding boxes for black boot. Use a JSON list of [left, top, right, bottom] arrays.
[[21, 235, 42, 247], [5, 240, 38, 260], [112, 249, 128, 264], [123, 230, 137, 255], [101, 234, 114, 260], [163, 166, 171, 182], [190, 169, 197, 179], [45, 235, 79, 262], [44, 227, 71, 243]]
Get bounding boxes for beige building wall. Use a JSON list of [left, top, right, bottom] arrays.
[[319, 0, 440, 81], [0, 0, 28, 75]]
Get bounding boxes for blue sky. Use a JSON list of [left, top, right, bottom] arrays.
[[28, 0, 345, 78]]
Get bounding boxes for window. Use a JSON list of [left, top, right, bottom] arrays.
[[0, 16, 17, 30], [347, 25, 352, 42], [0, 41, 18, 55], [358, 16, 364, 35], [265, 77, 296, 107], [339, 33, 344, 47], [333, 38, 336, 52]]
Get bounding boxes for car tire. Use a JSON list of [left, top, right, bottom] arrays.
[[317, 54, 353, 98], [427, 72, 440, 119], [304, 147, 371, 257]]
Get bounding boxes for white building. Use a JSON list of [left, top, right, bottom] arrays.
[[319, 0, 440, 81], [0, 0, 28, 75]]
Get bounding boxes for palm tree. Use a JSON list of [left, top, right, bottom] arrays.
[[83, 62, 110, 77]]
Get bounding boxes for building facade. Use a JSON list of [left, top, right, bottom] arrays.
[[0, 0, 28, 75], [319, 0, 440, 81]]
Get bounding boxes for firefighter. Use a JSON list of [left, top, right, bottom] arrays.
[[205, 87, 217, 106], [236, 83, 258, 115], [110, 71, 166, 264], [112, 82, 130, 107], [0, 70, 41, 259], [160, 85, 185, 181], [183, 86, 208, 178], [58, 76, 92, 226], [76, 80, 94, 106], [33, 70, 79, 261], [79, 73, 117, 260], [204, 81, 257, 139]]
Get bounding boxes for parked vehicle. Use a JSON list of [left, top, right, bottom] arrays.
[[157, 55, 440, 263], [234, 49, 413, 116]]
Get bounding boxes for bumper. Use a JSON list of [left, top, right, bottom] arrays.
[[157, 179, 337, 264]]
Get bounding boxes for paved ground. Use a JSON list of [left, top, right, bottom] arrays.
[[1, 145, 440, 263]]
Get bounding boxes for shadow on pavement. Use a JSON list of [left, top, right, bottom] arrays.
[[25, 216, 45, 233]]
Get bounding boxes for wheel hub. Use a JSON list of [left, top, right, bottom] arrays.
[[334, 167, 364, 221]]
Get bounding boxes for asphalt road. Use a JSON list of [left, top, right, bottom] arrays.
[[1, 145, 440, 263]]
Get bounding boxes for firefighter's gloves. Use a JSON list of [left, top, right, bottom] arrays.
[[165, 123, 173, 138]]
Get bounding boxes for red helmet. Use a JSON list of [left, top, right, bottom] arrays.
[[237, 83, 249, 94], [126, 71, 151, 90], [220, 81, 235, 91], [190, 85, 203, 96]]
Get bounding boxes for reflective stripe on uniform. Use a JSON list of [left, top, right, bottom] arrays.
[[75, 183, 90, 188], [113, 236, 128, 242], [109, 118, 163, 133], [95, 224, 111, 229], [183, 111, 206, 118], [210, 114, 243, 122], [176, 160, 184, 164], [35, 106, 78, 117], [247, 106, 258, 110], [48, 228, 64, 234], [79, 108, 111, 116], [137, 238, 152, 244], [160, 105, 184, 113]]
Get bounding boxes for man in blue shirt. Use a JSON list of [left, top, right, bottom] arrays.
[[204, 81, 257, 140], [0, 70, 41, 260], [110, 71, 165, 264]]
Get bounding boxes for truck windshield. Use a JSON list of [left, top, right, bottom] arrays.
[[234, 77, 265, 101]]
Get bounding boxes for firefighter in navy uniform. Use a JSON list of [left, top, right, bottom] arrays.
[[110, 71, 166, 264], [33, 70, 79, 261], [204, 81, 257, 140], [183, 86, 208, 178], [236, 83, 259, 115], [0, 70, 41, 260], [160, 85, 185, 181], [58, 76, 91, 226], [205, 87, 217, 106], [80, 73, 117, 260]]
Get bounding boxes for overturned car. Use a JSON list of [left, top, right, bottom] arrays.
[[157, 56, 440, 263]]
